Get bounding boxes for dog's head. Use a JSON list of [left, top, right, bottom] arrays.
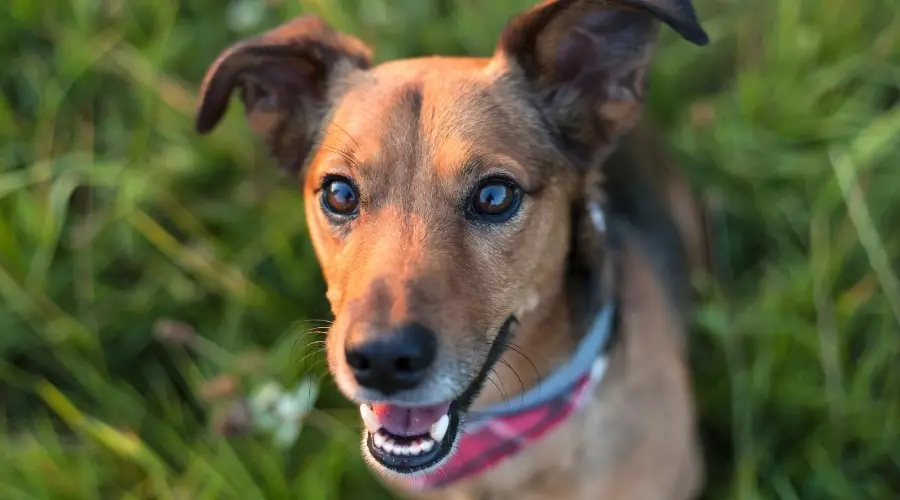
[[196, 0, 707, 478]]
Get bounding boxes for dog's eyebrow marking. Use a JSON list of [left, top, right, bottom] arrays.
[[385, 83, 424, 165], [365, 82, 425, 212]]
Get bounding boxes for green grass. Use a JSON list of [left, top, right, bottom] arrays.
[[1, 0, 898, 498]]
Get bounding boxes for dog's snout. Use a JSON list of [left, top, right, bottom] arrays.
[[344, 323, 438, 395]]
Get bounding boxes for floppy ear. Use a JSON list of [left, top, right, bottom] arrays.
[[493, 0, 708, 164], [195, 16, 372, 172]]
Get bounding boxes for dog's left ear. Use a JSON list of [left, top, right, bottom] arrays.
[[493, 0, 708, 163]]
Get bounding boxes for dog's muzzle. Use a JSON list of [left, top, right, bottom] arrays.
[[352, 316, 516, 475]]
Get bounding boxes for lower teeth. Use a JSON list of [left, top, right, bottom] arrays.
[[359, 405, 451, 458], [373, 429, 438, 457]]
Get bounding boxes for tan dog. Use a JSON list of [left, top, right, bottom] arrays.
[[196, 1, 711, 498]]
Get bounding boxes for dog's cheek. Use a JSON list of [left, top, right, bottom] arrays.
[[303, 195, 347, 281], [303, 195, 329, 261], [516, 194, 572, 312]]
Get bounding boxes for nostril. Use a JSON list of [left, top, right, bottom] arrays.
[[346, 350, 370, 372], [394, 356, 416, 374]]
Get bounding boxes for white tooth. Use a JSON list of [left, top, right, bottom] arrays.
[[383, 440, 395, 454], [409, 442, 422, 455], [396, 445, 409, 455], [430, 414, 450, 442], [373, 431, 387, 448], [420, 440, 434, 453], [359, 405, 381, 433]]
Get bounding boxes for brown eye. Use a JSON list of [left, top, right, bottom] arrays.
[[322, 178, 359, 216], [469, 179, 521, 222]]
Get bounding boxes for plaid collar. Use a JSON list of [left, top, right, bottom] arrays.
[[401, 299, 616, 491]]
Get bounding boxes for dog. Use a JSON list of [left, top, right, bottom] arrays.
[[195, 0, 711, 498]]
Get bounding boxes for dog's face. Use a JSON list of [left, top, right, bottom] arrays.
[[305, 58, 578, 403], [196, 0, 706, 479]]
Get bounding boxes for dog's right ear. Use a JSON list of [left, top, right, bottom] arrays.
[[195, 16, 372, 172]]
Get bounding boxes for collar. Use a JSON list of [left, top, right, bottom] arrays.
[[401, 201, 616, 491]]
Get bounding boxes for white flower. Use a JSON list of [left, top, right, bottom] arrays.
[[247, 377, 320, 449], [250, 381, 284, 414]]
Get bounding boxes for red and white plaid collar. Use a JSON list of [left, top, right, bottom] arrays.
[[399, 201, 615, 491], [401, 355, 609, 491]]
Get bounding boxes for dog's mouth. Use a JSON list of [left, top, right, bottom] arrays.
[[360, 401, 459, 473], [356, 315, 515, 475]]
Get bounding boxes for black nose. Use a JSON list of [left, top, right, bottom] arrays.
[[344, 323, 438, 395]]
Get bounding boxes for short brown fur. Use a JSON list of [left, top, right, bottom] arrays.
[[196, 1, 711, 498]]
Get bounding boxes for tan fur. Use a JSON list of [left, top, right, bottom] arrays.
[[195, 1, 710, 498]]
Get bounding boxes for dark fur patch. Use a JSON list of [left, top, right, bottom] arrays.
[[604, 142, 691, 318], [385, 83, 425, 178]]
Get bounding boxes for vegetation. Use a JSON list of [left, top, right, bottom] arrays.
[[1, 0, 898, 498]]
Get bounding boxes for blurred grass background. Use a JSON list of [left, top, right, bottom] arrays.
[[1, 0, 899, 498]]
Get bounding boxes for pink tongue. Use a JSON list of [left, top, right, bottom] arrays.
[[371, 403, 451, 437]]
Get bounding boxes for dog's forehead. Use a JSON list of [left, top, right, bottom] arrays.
[[318, 58, 552, 186]]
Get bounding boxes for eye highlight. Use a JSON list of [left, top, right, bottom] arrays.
[[321, 176, 359, 217], [467, 177, 522, 223]]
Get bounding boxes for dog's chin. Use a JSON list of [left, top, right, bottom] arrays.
[[354, 315, 516, 476]]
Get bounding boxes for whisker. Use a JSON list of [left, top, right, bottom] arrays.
[[314, 139, 362, 170], [289, 329, 329, 363], [301, 357, 329, 377], [284, 318, 334, 332], [496, 358, 527, 405], [506, 341, 550, 364], [503, 343, 542, 383], [436, 456, 451, 486], [288, 318, 334, 325], [293, 345, 326, 370], [290, 326, 332, 333], [488, 368, 510, 408], [323, 116, 362, 151], [317, 144, 358, 167], [293, 328, 330, 337], [485, 371, 509, 409]]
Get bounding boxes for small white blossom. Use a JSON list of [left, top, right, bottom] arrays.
[[247, 377, 320, 449]]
